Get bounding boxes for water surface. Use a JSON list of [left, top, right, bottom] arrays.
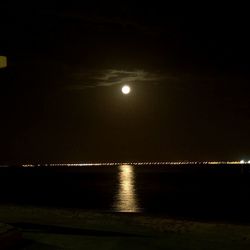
[[1, 164, 250, 222]]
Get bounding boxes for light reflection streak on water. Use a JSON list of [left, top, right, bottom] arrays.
[[113, 164, 141, 212]]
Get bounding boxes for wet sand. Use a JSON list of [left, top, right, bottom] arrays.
[[1, 205, 250, 249]]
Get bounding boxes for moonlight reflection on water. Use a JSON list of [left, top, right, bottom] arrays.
[[113, 164, 141, 212]]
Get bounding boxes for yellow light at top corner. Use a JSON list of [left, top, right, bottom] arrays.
[[0, 56, 7, 68]]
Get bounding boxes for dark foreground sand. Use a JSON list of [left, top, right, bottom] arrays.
[[0, 205, 250, 249]]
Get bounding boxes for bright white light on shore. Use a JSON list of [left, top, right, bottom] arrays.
[[121, 85, 131, 95], [240, 160, 245, 164]]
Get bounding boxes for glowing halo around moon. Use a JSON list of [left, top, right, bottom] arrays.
[[121, 85, 131, 95]]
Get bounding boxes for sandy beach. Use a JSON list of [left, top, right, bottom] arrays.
[[0, 205, 250, 249]]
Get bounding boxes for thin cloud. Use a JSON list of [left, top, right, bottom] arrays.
[[69, 69, 177, 90]]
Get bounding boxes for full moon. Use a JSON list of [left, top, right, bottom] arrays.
[[121, 85, 131, 95]]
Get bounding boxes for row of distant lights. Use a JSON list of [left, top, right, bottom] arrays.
[[22, 161, 250, 168], [240, 160, 250, 164]]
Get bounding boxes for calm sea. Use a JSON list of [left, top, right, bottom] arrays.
[[0, 164, 250, 221]]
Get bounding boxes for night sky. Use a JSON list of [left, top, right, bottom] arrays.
[[1, 5, 250, 163]]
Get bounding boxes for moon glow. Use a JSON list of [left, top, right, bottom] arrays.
[[121, 85, 131, 95]]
